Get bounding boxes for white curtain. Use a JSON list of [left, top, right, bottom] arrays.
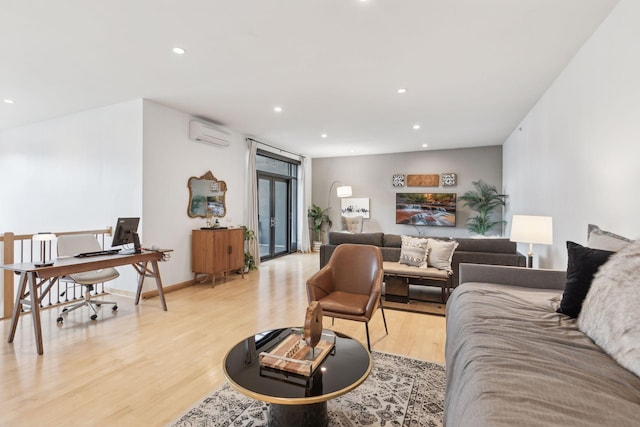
[[298, 156, 311, 253], [247, 139, 260, 267]]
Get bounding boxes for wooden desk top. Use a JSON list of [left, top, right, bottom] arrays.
[[0, 250, 164, 279]]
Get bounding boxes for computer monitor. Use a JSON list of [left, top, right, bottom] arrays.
[[111, 217, 141, 254]]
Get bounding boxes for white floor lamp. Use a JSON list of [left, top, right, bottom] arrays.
[[327, 181, 352, 211], [509, 215, 553, 268]]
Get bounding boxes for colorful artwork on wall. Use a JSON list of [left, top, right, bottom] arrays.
[[395, 193, 456, 226]]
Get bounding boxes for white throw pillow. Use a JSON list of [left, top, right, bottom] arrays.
[[587, 224, 633, 251], [426, 239, 458, 272], [399, 235, 429, 268], [578, 239, 640, 377]]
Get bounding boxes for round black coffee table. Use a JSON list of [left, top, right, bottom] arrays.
[[223, 327, 371, 427]]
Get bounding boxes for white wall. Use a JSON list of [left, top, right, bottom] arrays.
[[312, 146, 503, 239], [0, 100, 144, 292], [503, 0, 640, 269], [141, 100, 248, 291], [0, 99, 249, 298]]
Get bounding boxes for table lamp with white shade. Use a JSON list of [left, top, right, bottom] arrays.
[[509, 215, 553, 268], [32, 233, 57, 267]]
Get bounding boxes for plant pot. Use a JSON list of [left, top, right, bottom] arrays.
[[312, 241, 322, 252]]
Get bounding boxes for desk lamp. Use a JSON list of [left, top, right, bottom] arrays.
[[32, 233, 56, 267], [509, 215, 553, 268]]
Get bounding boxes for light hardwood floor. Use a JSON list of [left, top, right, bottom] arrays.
[[0, 252, 446, 426]]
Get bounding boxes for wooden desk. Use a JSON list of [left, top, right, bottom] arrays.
[[1, 250, 169, 355]]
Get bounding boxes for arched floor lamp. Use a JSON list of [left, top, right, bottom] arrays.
[[327, 181, 352, 212]]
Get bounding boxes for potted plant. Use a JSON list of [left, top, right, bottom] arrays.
[[458, 180, 507, 236], [242, 226, 257, 272], [307, 204, 332, 251]]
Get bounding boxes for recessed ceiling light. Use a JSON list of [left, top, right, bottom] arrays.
[[3, 98, 15, 104], [422, 143, 429, 148], [172, 47, 186, 55], [413, 124, 421, 130], [273, 106, 283, 113], [321, 133, 328, 138], [397, 88, 407, 94]]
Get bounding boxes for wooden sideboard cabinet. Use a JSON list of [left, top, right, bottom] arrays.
[[192, 228, 245, 286]]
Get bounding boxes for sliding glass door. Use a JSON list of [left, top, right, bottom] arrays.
[[256, 151, 298, 261], [258, 175, 289, 259]]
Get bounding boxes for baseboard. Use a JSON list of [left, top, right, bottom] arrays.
[[140, 279, 194, 299]]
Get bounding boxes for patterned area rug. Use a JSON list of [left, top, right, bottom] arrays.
[[170, 352, 445, 427]]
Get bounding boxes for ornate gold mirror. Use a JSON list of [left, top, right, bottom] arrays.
[[187, 171, 227, 218]]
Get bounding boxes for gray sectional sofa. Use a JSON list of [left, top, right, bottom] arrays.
[[319, 232, 526, 290], [445, 264, 640, 426]]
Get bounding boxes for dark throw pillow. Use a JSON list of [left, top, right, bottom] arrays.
[[557, 241, 614, 318]]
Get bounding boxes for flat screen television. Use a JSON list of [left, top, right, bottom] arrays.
[[111, 217, 141, 253], [395, 193, 456, 226]]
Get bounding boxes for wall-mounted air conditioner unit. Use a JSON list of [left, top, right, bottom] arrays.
[[189, 121, 231, 147]]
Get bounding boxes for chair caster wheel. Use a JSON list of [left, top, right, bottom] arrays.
[[57, 317, 63, 323], [90, 314, 98, 320], [62, 308, 68, 313], [112, 305, 118, 311], [96, 303, 101, 307]]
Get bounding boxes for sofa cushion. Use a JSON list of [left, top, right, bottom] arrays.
[[399, 235, 429, 267], [578, 239, 640, 377], [427, 238, 458, 272], [587, 224, 633, 251], [383, 233, 402, 248], [380, 247, 401, 262], [557, 241, 614, 318], [455, 237, 518, 254], [328, 232, 383, 247]]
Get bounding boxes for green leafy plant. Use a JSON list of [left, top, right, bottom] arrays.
[[458, 180, 507, 235], [242, 226, 257, 271], [307, 204, 332, 242]]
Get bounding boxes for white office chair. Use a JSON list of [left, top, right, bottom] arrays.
[[56, 234, 120, 323]]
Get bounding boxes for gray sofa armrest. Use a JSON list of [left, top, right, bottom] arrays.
[[459, 263, 566, 290]]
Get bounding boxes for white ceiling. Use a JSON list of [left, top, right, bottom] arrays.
[[1, 0, 619, 158]]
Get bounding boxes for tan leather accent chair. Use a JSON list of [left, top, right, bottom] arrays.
[[306, 243, 388, 351]]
